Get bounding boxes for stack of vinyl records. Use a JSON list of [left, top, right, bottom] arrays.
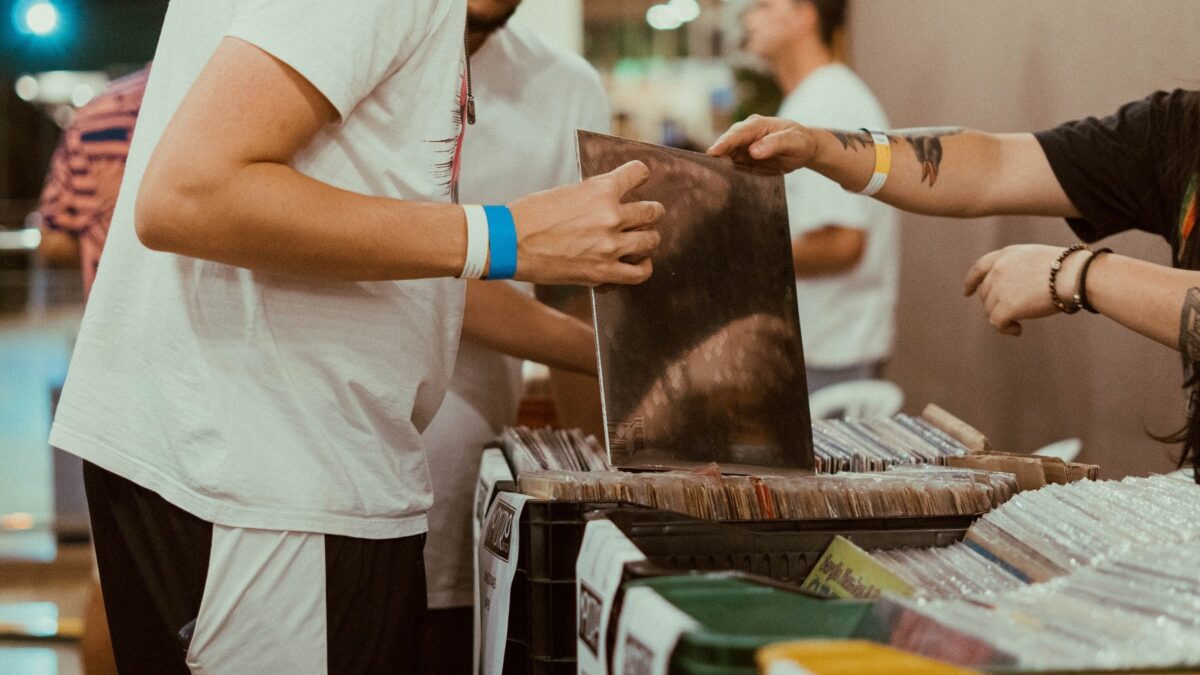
[[502, 414, 974, 479], [501, 426, 611, 474], [517, 466, 1017, 520], [881, 534, 1200, 670], [871, 474, 1200, 596], [872, 542, 1025, 598], [812, 414, 970, 473]]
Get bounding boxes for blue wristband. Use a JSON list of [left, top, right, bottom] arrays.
[[483, 205, 518, 280]]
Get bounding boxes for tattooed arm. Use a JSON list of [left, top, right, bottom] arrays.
[[708, 115, 1079, 220], [963, 244, 1200, 354]]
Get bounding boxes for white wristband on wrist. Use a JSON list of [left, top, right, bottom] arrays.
[[459, 205, 489, 279]]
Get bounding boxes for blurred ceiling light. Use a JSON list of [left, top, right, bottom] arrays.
[[14, 74, 40, 101], [22, 0, 59, 36], [71, 83, 95, 107], [646, 3, 684, 31], [13, 70, 109, 108], [668, 0, 702, 22]]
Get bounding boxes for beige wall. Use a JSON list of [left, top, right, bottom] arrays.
[[848, 0, 1200, 478]]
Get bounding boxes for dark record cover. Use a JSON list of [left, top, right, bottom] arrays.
[[578, 130, 814, 471]]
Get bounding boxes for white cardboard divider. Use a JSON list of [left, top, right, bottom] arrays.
[[476, 491, 528, 675], [612, 586, 701, 675], [472, 448, 516, 674], [576, 518, 647, 675]]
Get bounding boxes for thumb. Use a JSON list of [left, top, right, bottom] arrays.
[[749, 130, 789, 160]]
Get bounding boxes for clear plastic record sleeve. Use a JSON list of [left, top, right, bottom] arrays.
[[576, 131, 814, 471]]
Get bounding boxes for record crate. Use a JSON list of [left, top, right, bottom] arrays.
[[617, 575, 876, 675], [496, 492, 976, 674]]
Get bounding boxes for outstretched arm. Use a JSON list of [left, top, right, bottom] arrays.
[[137, 38, 663, 286], [965, 244, 1200, 357], [708, 116, 1079, 220]]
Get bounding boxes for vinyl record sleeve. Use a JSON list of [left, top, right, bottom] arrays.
[[578, 131, 814, 471]]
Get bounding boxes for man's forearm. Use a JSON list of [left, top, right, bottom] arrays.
[[792, 226, 864, 277], [808, 129, 1074, 219], [711, 116, 1078, 220], [462, 280, 597, 375], [137, 160, 468, 281]]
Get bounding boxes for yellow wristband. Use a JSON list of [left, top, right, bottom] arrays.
[[857, 129, 891, 196]]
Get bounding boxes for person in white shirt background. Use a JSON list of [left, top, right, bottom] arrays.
[[418, 1, 610, 672], [742, 0, 900, 393], [48, 1, 664, 672]]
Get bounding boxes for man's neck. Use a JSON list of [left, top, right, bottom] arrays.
[[771, 40, 834, 97]]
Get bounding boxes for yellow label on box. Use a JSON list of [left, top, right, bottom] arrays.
[[801, 536, 914, 599]]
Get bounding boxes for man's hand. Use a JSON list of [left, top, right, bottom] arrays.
[[707, 115, 818, 173], [508, 161, 664, 286], [964, 244, 1086, 336]]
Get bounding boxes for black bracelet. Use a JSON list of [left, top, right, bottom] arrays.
[[1049, 244, 1089, 314], [1077, 247, 1113, 314]]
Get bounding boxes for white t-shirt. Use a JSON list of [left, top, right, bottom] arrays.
[[422, 21, 611, 609], [49, 0, 468, 540], [778, 63, 899, 369]]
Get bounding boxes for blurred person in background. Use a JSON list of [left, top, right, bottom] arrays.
[[707, 90, 1200, 479], [38, 68, 149, 299], [742, 0, 899, 394], [418, 0, 610, 672]]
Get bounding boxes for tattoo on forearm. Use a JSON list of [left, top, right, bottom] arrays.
[[828, 127, 963, 188], [894, 127, 961, 187], [831, 130, 873, 152], [1180, 288, 1200, 363]]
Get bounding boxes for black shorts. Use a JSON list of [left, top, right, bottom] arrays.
[[84, 461, 427, 674]]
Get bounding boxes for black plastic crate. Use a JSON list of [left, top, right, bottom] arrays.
[[500, 497, 976, 674], [505, 500, 639, 667], [610, 508, 972, 583], [502, 640, 574, 675]]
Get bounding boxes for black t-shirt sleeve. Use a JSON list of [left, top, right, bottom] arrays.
[[1034, 90, 1194, 243]]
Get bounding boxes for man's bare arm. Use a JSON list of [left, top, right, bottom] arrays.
[[709, 116, 1079, 220], [462, 281, 597, 376], [792, 226, 865, 277], [137, 38, 662, 286]]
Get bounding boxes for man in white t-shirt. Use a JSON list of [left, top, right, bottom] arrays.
[[418, 1, 611, 671], [743, 0, 898, 393], [47, 2, 664, 672]]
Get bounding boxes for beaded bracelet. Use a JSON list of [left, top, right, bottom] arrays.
[[1078, 248, 1113, 314], [1049, 244, 1090, 314]]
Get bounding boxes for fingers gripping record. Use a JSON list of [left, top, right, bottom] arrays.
[[504, 160, 665, 286]]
